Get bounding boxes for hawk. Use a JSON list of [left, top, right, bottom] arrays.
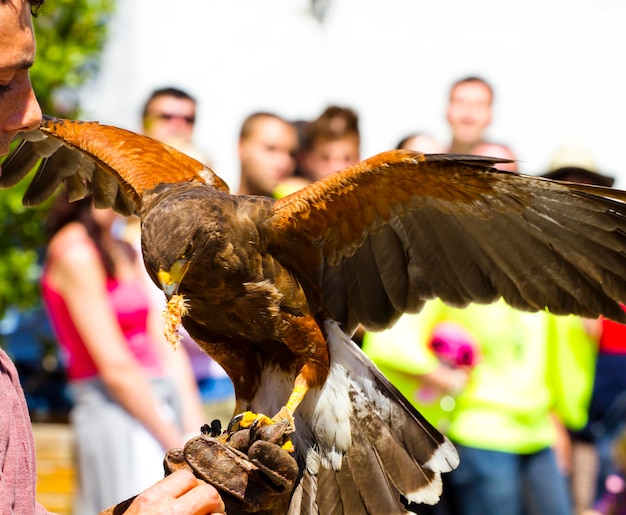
[[3, 116, 626, 514]]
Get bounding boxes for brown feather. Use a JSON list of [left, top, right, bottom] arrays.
[[8, 118, 626, 515], [0, 132, 59, 188], [269, 150, 626, 324], [5, 116, 230, 214]]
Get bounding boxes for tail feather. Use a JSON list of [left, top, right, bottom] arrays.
[[341, 421, 412, 513], [284, 320, 458, 513], [288, 470, 320, 515], [323, 462, 371, 514], [325, 320, 458, 506], [349, 387, 441, 505]]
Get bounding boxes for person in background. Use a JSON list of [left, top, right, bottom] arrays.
[[362, 308, 474, 437], [446, 76, 494, 154], [41, 193, 206, 514], [471, 141, 518, 172], [438, 301, 594, 515], [366, 298, 595, 515], [543, 145, 618, 515], [141, 86, 212, 165], [446, 76, 519, 172], [584, 308, 626, 509], [542, 145, 615, 187], [0, 0, 223, 513], [299, 104, 361, 182], [274, 105, 362, 198], [396, 132, 445, 154], [236, 111, 299, 196]]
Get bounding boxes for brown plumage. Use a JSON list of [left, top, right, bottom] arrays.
[[4, 116, 626, 514]]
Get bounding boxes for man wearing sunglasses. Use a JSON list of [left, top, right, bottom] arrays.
[[141, 86, 211, 165]]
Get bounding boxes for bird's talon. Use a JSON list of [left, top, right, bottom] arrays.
[[248, 417, 264, 438], [227, 413, 245, 434], [227, 411, 274, 436], [271, 406, 296, 434], [239, 410, 273, 429]]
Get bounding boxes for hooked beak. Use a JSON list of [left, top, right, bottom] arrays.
[[158, 258, 191, 300]]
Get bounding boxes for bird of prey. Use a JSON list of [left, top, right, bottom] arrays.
[[3, 116, 626, 514]]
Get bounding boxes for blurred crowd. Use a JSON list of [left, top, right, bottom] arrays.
[[12, 75, 626, 514]]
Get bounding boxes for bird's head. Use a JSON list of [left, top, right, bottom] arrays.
[[140, 183, 234, 300]]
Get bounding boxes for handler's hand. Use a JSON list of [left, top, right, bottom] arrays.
[[99, 469, 225, 515], [164, 422, 299, 515]]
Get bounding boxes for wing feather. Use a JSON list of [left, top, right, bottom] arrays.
[[340, 239, 398, 331], [367, 225, 411, 314], [20, 144, 90, 205], [0, 116, 230, 214], [310, 322, 457, 513], [0, 132, 60, 188], [268, 150, 626, 325], [92, 165, 120, 208]]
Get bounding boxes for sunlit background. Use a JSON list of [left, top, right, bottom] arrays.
[[77, 0, 626, 190]]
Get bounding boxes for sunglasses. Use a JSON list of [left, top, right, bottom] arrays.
[[153, 113, 196, 125]]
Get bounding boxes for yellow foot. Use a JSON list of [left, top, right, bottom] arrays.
[[225, 409, 296, 453], [228, 407, 296, 434], [240, 411, 274, 428]]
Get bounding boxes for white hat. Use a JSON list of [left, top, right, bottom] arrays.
[[543, 145, 614, 187]]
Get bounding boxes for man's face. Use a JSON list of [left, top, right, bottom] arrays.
[[143, 95, 196, 147], [304, 136, 360, 181], [446, 81, 492, 147], [238, 118, 297, 196], [0, 0, 42, 158]]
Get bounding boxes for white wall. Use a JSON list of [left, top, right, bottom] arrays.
[[80, 0, 626, 190]]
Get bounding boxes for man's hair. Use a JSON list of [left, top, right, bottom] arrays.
[[449, 76, 494, 102], [141, 87, 196, 119], [303, 105, 360, 150], [395, 132, 429, 150], [239, 112, 286, 140]]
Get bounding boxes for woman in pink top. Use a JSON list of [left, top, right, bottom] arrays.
[[41, 192, 205, 515]]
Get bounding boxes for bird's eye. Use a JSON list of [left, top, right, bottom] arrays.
[[182, 242, 194, 259]]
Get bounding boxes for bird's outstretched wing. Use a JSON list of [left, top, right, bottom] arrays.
[[0, 116, 229, 215], [6, 117, 626, 513], [268, 149, 626, 333]]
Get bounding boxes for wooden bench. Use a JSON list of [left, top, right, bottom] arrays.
[[32, 423, 75, 515]]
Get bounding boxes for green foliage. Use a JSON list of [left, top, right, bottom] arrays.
[[0, 169, 50, 318], [31, 0, 116, 117], [0, 0, 116, 333]]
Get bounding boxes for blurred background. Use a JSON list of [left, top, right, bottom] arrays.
[[1, 1, 625, 512], [79, 0, 626, 190]]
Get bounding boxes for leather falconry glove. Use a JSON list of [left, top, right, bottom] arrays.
[[164, 420, 300, 515], [101, 421, 300, 515]]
